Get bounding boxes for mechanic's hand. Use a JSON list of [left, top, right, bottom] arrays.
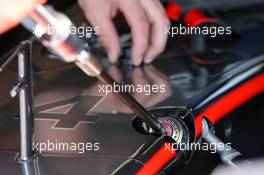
[[0, 0, 46, 34], [78, 0, 170, 66]]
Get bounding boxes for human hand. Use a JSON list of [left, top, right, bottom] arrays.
[[78, 0, 170, 66], [0, 0, 46, 34]]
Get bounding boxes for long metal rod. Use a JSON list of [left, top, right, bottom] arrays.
[[18, 41, 34, 162], [97, 71, 162, 134]]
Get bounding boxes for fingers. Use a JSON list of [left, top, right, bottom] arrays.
[[140, 0, 170, 63], [0, 0, 46, 34], [79, 0, 169, 65], [87, 15, 121, 63], [79, 0, 121, 63], [118, 0, 150, 66]]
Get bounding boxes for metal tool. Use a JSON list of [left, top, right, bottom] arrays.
[[7, 41, 35, 162], [202, 118, 249, 168], [23, 4, 162, 134]]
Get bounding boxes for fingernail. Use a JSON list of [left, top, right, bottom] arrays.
[[133, 58, 142, 66], [144, 57, 154, 64], [108, 50, 119, 64]]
